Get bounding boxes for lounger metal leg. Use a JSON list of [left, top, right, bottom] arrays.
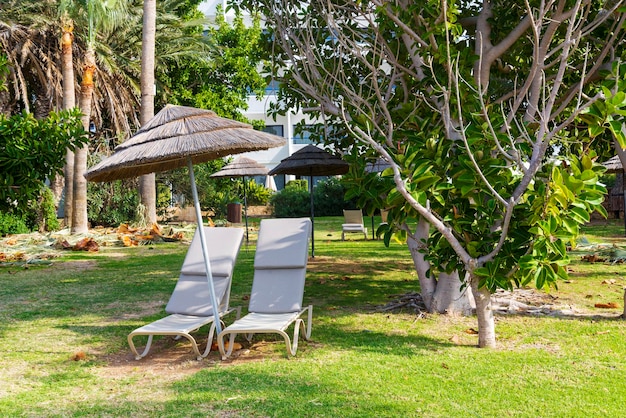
[[128, 334, 154, 360], [217, 330, 238, 360]]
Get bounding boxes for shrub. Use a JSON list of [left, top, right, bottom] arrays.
[[286, 179, 308, 191], [313, 177, 357, 216], [88, 180, 140, 227], [0, 211, 29, 236], [31, 187, 60, 232], [270, 187, 310, 217], [240, 179, 273, 206]]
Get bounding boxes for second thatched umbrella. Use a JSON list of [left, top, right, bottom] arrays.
[[85, 105, 285, 335], [602, 155, 626, 236], [268, 144, 349, 257], [210, 156, 268, 243]]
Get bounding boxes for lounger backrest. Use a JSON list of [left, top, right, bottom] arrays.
[[249, 218, 311, 313], [166, 227, 244, 316], [343, 209, 363, 224]]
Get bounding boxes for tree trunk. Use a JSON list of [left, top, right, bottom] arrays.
[[64, 151, 74, 227], [470, 274, 496, 348], [50, 175, 64, 212], [139, 0, 158, 225], [71, 50, 95, 234], [408, 218, 473, 315], [139, 174, 156, 225], [61, 20, 76, 228]]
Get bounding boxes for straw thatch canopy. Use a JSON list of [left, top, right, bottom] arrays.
[[602, 155, 624, 173], [365, 158, 392, 173], [268, 144, 349, 176], [85, 105, 285, 182], [210, 156, 268, 178]]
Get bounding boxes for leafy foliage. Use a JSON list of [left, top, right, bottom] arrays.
[[29, 186, 60, 232], [270, 187, 310, 218], [313, 177, 357, 216], [0, 211, 29, 236], [87, 179, 140, 227], [237, 179, 273, 206], [0, 108, 87, 216], [161, 6, 265, 122]]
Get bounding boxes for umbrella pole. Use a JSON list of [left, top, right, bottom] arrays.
[[310, 174, 315, 258], [243, 176, 249, 244], [188, 157, 222, 335]]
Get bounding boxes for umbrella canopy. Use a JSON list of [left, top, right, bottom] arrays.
[[268, 144, 349, 177], [269, 144, 349, 257], [210, 157, 269, 242], [210, 156, 268, 178], [602, 155, 626, 236], [603, 155, 623, 173], [85, 105, 284, 182], [84, 105, 285, 336]]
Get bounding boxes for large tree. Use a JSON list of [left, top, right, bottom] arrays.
[[243, 0, 626, 347]]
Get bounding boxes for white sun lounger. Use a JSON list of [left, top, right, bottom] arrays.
[[217, 217, 312, 359], [128, 227, 244, 360], [342, 209, 367, 240]]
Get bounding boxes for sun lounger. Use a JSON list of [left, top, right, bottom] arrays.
[[128, 227, 244, 360], [217, 217, 312, 359]]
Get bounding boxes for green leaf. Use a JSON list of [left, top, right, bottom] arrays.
[[569, 206, 591, 224]]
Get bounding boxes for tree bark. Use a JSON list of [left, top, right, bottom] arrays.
[[61, 20, 76, 228], [408, 217, 473, 315], [139, 0, 157, 225], [470, 274, 496, 348], [71, 50, 95, 234]]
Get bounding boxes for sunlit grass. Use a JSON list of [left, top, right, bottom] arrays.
[[0, 217, 625, 416]]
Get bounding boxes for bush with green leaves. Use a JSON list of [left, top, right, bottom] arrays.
[[88, 180, 140, 227], [313, 177, 357, 216], [28, 187, 60, 232], [286, 179, 308, 191], [237, 179, 273, 206], [0, 108, 87, 216], [0, 211, 29, 236], [270, 187, 310, 217]]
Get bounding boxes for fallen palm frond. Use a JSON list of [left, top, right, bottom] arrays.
[[0, 223, 195, 265]]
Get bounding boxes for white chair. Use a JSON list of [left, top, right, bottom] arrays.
[[217, 217, 312, 359], [342, 209, 367, 240], [128, 227, 244, 360]]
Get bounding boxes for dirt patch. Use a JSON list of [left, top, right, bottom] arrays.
[[95, 337, 297, 380]]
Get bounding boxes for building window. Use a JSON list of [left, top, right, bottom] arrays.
[[265, 79, 280, 95], [263, 125, 284, 137], [292, 124, 315, 144]]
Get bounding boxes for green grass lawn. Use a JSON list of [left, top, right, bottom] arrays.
[[1, 217, 625, 417]]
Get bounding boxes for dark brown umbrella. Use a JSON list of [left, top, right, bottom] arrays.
[[84, 105, 285, 335], [268, 144, 349, 257], [210, 157, 269, 242]]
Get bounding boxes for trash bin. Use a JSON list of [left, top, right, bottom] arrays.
[[227, 203, 242, 223]]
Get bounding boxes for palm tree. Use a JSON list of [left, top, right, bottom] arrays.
[[67, 0, 127, 233], [139, 0, 156, 225], [1, 0, 215, 230], [59, 2, 77, 225]]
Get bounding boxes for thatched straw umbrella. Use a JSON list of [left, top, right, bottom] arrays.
[[602, 155, 626, 236], [210, 156, 269, 243], [85, 105, 285, 334], [268, 144, 349, 257]]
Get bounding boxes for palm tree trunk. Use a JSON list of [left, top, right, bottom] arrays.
[[71, 49, 95, 234], [138, 0, 157, 225], [61, 20, 76, 228]]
